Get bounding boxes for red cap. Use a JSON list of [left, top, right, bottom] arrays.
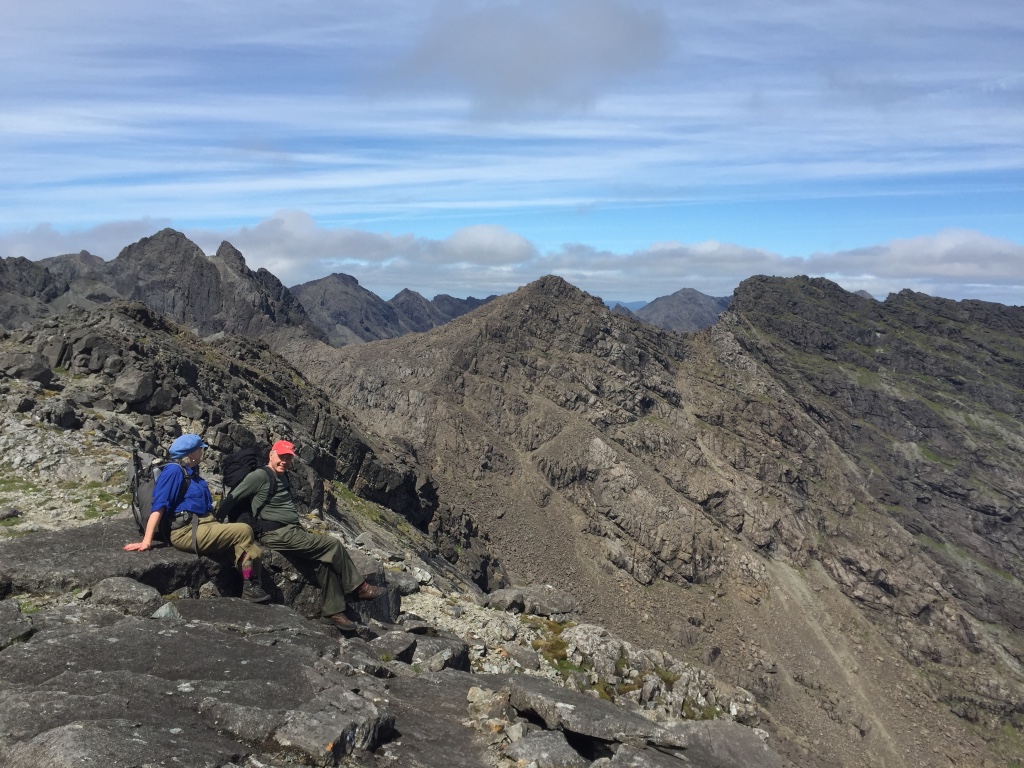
[[271, 440, 295, 456]]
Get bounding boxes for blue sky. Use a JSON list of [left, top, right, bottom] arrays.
[[1, 0, 1022, 304]]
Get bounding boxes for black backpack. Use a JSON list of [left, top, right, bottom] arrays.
[[128, 450, 190, 545], [218, 445, 277, 525]]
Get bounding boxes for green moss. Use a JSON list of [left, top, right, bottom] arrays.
[[681, 698, 720, 721], [522, 616, 572, 635], [531, 635, 569, 663], [614, 653, 628, 677], [333, 481, 384, 523], [615, 679, 643, 696], [591, 679, 615, 701], [654, 666, 681, 692]]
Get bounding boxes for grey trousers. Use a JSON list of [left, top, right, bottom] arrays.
[[259, 524, 362, 616]]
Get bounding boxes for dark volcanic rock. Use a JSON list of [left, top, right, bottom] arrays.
[[2, 230, 327, 346], [431, 293, 495, 320], [292, 272, 406, 345], [0, 256, 69, 328], [388, 288, 449, 333], [0, 518, 787, 768], [105, 231, 326, 344], [0, 300, 435, 527], [291, 275, 496, 347]]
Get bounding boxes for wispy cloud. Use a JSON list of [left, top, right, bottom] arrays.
[[0, 1, 1021, 304]]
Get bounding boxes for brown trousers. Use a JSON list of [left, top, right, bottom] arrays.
[[169, 515, 262, 568]]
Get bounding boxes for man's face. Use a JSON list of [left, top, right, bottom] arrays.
[[268, 450, 294, 474]]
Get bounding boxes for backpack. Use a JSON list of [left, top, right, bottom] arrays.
[[217, 445, 277, 525], [128, 450, 191, 545]]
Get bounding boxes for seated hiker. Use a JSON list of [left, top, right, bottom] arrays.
[[217, 440, 385, 630], [124, 433, 270, 603]]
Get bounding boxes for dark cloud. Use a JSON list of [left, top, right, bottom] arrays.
[[388, 0, 671, 116]]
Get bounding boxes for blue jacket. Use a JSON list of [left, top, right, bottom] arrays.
[[151, 464, 213, 516]]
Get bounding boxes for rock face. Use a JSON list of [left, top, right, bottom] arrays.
[[0, 256, 69, 328], [291, 272, 408, 345], [0, 300, 433, 528], [4, 231, 495, 348], [108, 231, 328, 344], [1, 230, 327, 345], [283, 274, 1023, 768], [0, 516, 786, 768], [290, 272, 497, 345], [634, 287, 731, 332]]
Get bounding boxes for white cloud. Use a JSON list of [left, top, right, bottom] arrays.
[[0, 219, 172, 260], [6, 215, 1021, 307]]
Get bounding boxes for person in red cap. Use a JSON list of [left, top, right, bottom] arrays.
[[217, 439, 385, 630], [125, 434, 270, 603]]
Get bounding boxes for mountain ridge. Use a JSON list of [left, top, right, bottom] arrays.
[[1, 232, 1023, 766], [279, 273, 1024, 767]]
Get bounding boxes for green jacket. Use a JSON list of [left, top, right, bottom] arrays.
[[223, 467, 299, 526]]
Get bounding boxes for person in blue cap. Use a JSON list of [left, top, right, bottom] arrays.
[[124, 433, 270, 603]]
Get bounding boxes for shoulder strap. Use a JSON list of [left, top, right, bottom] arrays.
[[173, 463, 191, 508], [253, 466, 278, 518]]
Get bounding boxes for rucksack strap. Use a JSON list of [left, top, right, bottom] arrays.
[[253, 466, 278, 518], [172, 463, 191, 509]]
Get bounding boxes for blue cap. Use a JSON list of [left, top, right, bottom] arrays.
[[169, 434, 208, 459]]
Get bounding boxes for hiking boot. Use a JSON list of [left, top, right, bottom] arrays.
[[242, 580, 271, 603], [321, 612, 358, 631], [353, 581, 387, 601]]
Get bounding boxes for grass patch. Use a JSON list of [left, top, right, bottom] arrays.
[[654, 666, 681, 692], [333, 482, 384, 524], [682, 698, 720, 721], [531, 634, 569, 664], [0, 477, 41, 494]]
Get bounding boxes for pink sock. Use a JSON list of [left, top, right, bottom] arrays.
[[242, 566, 253, 580]]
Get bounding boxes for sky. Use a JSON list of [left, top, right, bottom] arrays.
[[1, 0, 1022, 305]]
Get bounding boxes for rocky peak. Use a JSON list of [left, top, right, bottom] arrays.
[[388, 288, 447, 333], [291, 272, 405, 345], [634, 287, 731, 333], [37, 250, 105, 282], [212, 239, 249, 273], [431, 293, 495, 319]]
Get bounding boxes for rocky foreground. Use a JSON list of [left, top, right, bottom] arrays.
[[0, 512, 784, 768]]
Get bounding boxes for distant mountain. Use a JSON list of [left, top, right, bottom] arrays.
[[38, 250, 105, 282], [604, 299, 647, 312], [387, 289, 496, 334], [0, 230, 326, 345], [634, 287, 731, 332], [387, 289, 449, 333], [290, 273, 497, 343], [2, 231, 495, 346], [609, 303, 638, 319], [431, 293, 494, 319], [290, 272, 406, 345]]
